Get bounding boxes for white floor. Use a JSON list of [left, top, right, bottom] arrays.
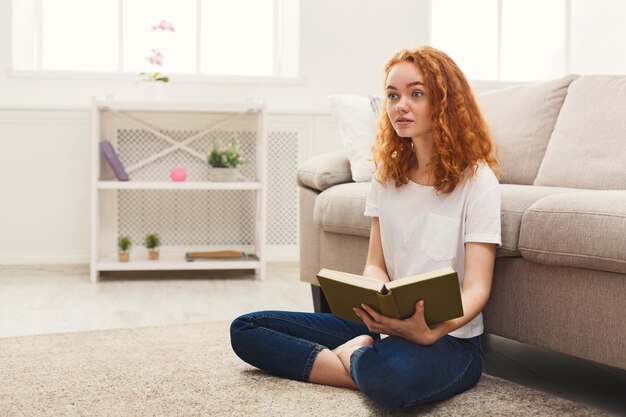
[[0, 263, 312, 337]]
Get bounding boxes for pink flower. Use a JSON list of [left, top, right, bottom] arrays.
[[151, 20, 175, 32], [147, 49, 163, 66]]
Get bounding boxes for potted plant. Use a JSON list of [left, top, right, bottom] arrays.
[[207, 142, 245, 181], [136, 20, 175, 100], [144, 232, 160, 260], [118, 236, 132, 262]]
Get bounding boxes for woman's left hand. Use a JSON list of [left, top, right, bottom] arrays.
[[354, 300, 437, 346]]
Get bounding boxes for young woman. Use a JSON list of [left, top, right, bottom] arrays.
[[230, 46, 501, 410]]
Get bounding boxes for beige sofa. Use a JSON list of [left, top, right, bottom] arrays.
[[297, 75, 626, 371]]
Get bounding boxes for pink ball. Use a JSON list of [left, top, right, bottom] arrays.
[[170, 167, 187, 182]]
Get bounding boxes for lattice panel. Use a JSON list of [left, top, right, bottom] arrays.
[[118, 190, 256, 246], [267, 131, 299, 245], [114, 128, 299, 248], [117, 130, 257, 182]]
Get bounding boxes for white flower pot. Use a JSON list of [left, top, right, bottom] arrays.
[[139, 82, 167, 101], [208, 167, 240, 182]]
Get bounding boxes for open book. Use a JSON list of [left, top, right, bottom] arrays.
[[316, 266, 463, 325]]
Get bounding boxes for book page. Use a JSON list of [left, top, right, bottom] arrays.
[[317, 269, 383, 292], [386, 266, 456, 290]]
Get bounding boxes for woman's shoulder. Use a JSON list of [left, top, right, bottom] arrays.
[[371, 172, 398, 189], [463, 161, 499, 188]]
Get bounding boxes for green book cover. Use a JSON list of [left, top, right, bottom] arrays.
[[316, 266, 463, 326]]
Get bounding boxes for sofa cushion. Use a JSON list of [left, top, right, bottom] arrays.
[[477, 75, 577, 185], [499, 184, 579, 257], [519, 191, 626, 274], [297, 151, 353, 192], [327, 94, 377, 182], [534, 76, 626, 190], [314, 182, 371, 237], [314, 182, 583, 259]]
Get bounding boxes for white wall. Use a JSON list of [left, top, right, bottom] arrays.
[[0, 111, 90, 263], [0, 0, 430, 113], [0, 0, 430, 264]]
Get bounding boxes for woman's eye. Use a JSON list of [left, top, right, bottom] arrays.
[[387, 93, 399, 100], [412, 91, 424, 97]]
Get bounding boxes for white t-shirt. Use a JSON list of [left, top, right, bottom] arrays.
[[364, 161, 502, 338]]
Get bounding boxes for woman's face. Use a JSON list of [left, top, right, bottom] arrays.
[[385, 61, 433, 141]]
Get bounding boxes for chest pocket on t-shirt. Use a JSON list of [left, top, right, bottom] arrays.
[[419, 213, 461, 263]]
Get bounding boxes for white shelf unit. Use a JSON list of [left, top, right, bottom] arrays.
[[90, 100, 268, 283]]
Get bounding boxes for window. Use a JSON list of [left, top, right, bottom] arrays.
[[430, 0, 626, 82], [11, 0, 300, 78]]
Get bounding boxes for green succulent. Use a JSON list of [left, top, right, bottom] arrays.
[[144, 233, 160, 249], [118, 236, 132, 252], [207, 143, 245, 168]]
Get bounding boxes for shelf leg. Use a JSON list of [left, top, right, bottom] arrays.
[[255, 265, 266, 281], [90, 267, 99, 283]]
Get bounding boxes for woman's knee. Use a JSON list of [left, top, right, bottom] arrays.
[[350, 346, 410, 409], [229, 311, 266, 357], [229, 310, 288, 349], [351, 341, 483, 409]]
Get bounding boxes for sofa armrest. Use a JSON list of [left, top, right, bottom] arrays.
[[297, 150, 353, 192]]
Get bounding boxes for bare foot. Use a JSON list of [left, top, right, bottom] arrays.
[[332, 335, 375, 374]]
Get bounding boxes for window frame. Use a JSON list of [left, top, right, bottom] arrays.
[[427, 0, 574, 87], [8, 0, 302, 84]]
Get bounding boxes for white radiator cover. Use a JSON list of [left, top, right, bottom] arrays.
[[116, 130, 299, 249]]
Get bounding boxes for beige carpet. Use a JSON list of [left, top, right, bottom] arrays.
[[0, 321, 609, 417]]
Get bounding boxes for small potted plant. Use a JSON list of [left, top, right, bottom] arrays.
[[207, 142, 245, 181], [144, 232, 160, 260], [118, 236, 132, 262], [136, 20, 175, 101]]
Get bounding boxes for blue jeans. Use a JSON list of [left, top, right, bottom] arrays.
[[230, 310, 483, 410]]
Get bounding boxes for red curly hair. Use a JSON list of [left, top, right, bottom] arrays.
[[373, 46, 499, 194]]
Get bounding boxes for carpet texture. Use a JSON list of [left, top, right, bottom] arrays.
[[0, 321, 609, 417]]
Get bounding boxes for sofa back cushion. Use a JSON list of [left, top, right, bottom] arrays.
[[477, 75, 577, 185], [534, 76, 626, 189]]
